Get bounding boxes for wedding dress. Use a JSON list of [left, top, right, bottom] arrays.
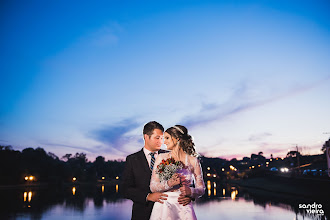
[[149, 152, 205, 220]]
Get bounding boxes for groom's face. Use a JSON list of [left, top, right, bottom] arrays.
[[145, 129, 163, 152]]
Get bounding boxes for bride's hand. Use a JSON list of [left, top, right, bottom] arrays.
[[180, 176, 189, 186], [167, 173, 181, 187]]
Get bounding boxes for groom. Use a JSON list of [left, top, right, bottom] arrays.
[[121, 121, 192, 220]]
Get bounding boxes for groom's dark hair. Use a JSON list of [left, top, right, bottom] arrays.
[[143, 121, 164, 138]]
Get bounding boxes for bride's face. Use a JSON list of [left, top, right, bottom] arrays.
[[164, 132, 178, 150]]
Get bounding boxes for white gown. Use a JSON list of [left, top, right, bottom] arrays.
[[149, 152, 205, 220]]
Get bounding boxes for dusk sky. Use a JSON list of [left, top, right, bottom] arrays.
[[1, 0, 329, 161]]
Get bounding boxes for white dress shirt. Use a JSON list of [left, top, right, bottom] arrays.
[[143, 147, 158, 167], [144, 147, 159, 201]]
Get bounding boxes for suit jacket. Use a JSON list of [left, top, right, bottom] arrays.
[[121, 148, 167, 220]]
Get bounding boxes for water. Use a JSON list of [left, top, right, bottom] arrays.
[[0, 182, 327, 220]]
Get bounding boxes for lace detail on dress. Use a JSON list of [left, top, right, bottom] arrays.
[[150, 153, 172, 192], [188, 156, 205, 198], [150, 152, 205, 199]]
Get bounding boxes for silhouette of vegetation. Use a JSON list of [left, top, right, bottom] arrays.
[[0, 146, 125, 185], [0, 140, 328, 185]]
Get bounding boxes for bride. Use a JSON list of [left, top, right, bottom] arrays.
[[149, 125, 205, 220]]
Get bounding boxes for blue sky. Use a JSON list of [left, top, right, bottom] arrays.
[[1, 0, 329, 161]]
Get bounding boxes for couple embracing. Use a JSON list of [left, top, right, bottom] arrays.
[[122, 121, 205, 220]]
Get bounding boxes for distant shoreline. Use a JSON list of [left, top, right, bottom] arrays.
[[0, 180, 120, 189], [227, 175, 330, 202]]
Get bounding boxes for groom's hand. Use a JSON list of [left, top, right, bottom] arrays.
[[178, 195, 192, 206], [179, 185, 191, 197], [147, 192, 168, 204]]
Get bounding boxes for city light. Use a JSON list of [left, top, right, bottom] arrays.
[[116, 176, 119, 180], [102, 177, 105, 180], [25, 176, 35, 182], [73, 177, 76, 181], [229, 165, 237, 171], [207, 167, 210, 170]]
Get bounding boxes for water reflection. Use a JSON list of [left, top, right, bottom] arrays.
[[198, 182, 328, 220], [23, 191, 33, 203], [28, 191, 32, 202], [0, 182, 328, 220], [72, 186, 76, 196], [208, 181, 235, 198], [231, 188, 238, 200], [207, 180, 211, 196]]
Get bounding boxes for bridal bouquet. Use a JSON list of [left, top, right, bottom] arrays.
[[155, 157, 184, 182]]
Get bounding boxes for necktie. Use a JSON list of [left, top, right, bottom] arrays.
[[150, 152, 155, 171]]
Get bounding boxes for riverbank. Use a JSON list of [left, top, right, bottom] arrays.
[[0, 180, 120, 189], [227, 175, 330, 201]]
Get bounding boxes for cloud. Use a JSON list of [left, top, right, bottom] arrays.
[[90, 29, 118, 47], [84, 76, 330, 159], [41, 142, 100, 154], [248, 133, 272, 142], [180, 81, 263, 128], [181, 76, 330, 129], [88, 22, 122, 47], [89, 118, 142, 154]]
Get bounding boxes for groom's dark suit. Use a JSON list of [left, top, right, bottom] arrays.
[[121, 148, 167, 220]]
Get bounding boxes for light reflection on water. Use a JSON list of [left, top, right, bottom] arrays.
[[23, 191, 33, 203], [195, 199, 300, 220], [0, 182, 328, 220], [231, 189, 238, 200], [72, 187, 76, 196]]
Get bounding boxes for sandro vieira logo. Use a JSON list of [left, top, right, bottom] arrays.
[[299, 202, 324, 216]]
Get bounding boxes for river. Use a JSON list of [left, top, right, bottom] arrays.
[[0, 181, 327, 220]]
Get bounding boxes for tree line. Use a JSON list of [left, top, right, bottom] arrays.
[[0, 145, 125, 185], [1, 142, 328, 185]]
